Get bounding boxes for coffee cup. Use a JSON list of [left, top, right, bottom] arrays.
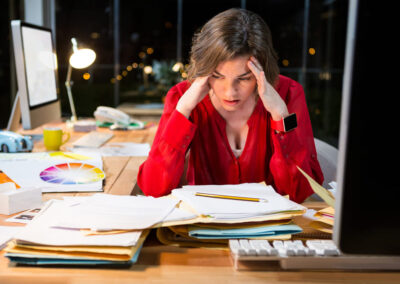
[[43, 127, 70, 151]]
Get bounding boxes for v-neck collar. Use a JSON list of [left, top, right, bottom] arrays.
[[202, 95, 264, 160]]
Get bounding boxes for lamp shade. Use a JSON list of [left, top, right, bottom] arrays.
[[69, 48, 96, 69]]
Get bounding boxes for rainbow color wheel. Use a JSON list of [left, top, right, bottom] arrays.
[[40, 163, 105, 185]]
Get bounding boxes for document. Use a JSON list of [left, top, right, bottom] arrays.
[[188, 224, 302, 239], [172, 183, 306, 220], [6, 207, 42, 224], [48, 194, 179, 231], [297, 166, 335, 208], [13, 200, 142, 247], [0, 152, 104, 193], [0, 226, 24, 249], [5, 230, 149, 266], [70, 142, 151, 157]]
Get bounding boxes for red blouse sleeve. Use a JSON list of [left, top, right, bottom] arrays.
[[137, 82, 197, 197], [269, 79, 324, 203]]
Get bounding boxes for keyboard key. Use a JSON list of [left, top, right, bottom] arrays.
[[273, 240, 291, 256], [282, 241, 296, 256], [248, 240, 269, 256], [259, 240, 279, 256], [306, 240, 340, 256], [229, 239, 245, 256], [292, 240, 307, 256], [239, 239, 257, 255]]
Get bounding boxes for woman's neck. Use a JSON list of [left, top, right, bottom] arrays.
[[209, 91, 258, 125]]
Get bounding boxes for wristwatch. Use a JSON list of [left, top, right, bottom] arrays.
[[271, 113, 297, 132]]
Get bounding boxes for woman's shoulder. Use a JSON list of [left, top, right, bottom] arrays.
[[166, 80, 191, 98], [276, 75, 305, 100], [276, 75, 303, 90], [163, 80, 191, 110]]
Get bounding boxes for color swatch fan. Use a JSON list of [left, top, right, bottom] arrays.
[[40, 163, 105, 185]]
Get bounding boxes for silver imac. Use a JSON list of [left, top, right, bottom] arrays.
[[7, 20, 61, 131]]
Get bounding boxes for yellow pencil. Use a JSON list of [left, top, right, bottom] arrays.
[[195, 192, 267, 203]]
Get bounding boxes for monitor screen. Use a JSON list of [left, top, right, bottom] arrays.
[[334, 0, 400, 256], [21, 26, 58, 107], [8, 20, 61, 131]]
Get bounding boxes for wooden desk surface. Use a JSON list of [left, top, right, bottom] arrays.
[[1, 122, 400, 283]]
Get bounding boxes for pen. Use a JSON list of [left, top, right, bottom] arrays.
[[195, 192, 267, 203]]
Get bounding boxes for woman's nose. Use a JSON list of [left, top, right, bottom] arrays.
[[222, 81, 237, 98]]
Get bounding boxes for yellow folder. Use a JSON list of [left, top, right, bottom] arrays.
[[5, 230, 149, 261]]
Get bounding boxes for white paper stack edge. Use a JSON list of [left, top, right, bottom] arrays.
[[73, 120, 97, 132], [0, 183, 42, 215]]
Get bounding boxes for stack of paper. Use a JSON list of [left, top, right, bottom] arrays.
[[0, 226, 24, 249], [172, 183, 306, 219], [50, 194, 179, 231], [309, 206, 334, 234], [4, 194, 179, 266], [155, 183, 306, 246], [296, 166, 337, 235]]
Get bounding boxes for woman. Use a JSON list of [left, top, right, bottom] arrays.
[[137, 8, 323, 203]]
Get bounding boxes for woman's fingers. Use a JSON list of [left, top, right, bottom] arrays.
[[247, 60, 261, 79], [247, 59, 266, 91], [250, 56, 263, 70]]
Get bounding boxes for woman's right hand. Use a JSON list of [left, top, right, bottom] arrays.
[[176, 76, 211, 118]]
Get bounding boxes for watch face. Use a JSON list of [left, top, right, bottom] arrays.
[[284, 113, 297, 131]]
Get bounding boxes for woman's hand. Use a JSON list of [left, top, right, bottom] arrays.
[[176, 76, 211, 118], [247, 57, 289, 121]]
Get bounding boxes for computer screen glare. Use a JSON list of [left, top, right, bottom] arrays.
[[21, 26, 58, 107]]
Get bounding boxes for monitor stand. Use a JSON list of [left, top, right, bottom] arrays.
[[7, 92, 21, 132]]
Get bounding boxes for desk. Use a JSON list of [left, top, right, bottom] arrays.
[[1, 122, 400, 284]]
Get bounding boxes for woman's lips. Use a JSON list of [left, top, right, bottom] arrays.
[[223, 99, 240, 106]]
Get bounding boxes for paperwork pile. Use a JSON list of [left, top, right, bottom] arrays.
[[156, 183, 306, 247], [4, 194, 179, 266], [309, 206, 334, 234], [297, 166, 336, 235]]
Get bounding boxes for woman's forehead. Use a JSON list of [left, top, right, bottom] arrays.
[[214, 55, 251, 76]]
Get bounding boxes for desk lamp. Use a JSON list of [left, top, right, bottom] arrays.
[[65, 38, 96, 123]]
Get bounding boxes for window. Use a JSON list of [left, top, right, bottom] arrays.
[[2, 0, 348, 146]]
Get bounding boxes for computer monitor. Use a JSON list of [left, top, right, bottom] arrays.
[[7, 20, 61, 131], [334, 0, 400, 255]]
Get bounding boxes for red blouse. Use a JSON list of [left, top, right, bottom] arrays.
[[137, 75, 324, 203]]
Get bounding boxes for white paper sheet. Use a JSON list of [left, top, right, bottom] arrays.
[[13, 200, 142, 246], [0, 226, 24, 249], [0, 153, 104, 193], [70, 142, 150, 157], [162, 207, 197, 222], [172, 183, 306, 219], [6, 207, 42, 224], [49, 194, 179, 231]]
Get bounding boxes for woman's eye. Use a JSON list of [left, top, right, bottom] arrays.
[[211, 74, 221, 79], [238, 77, 251, 81]]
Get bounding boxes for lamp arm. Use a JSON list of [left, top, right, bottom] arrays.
[[65, 63, 77, 122]]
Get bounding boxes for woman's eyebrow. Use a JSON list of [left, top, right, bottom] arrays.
[[213, 70, 252, 77], [213, 70, 224, 76], [238, 71, 252, 77]]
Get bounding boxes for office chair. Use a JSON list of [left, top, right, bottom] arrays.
[[306, 138, 338, 201], [314, 138, 338, 188]]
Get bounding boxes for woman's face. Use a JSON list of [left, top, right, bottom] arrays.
[[209, 55, 257, 112]]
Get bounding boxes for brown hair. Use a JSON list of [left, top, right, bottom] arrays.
[[187, 8, 280, 85]]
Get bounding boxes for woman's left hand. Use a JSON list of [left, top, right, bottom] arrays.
[[247, 56, 289, 121]]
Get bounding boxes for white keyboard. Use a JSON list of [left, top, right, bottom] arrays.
[[229, 239, 400, 270], [72, 131, 114, 148]]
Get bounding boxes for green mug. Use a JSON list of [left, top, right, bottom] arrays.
[[43, 127, 70, 151]]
